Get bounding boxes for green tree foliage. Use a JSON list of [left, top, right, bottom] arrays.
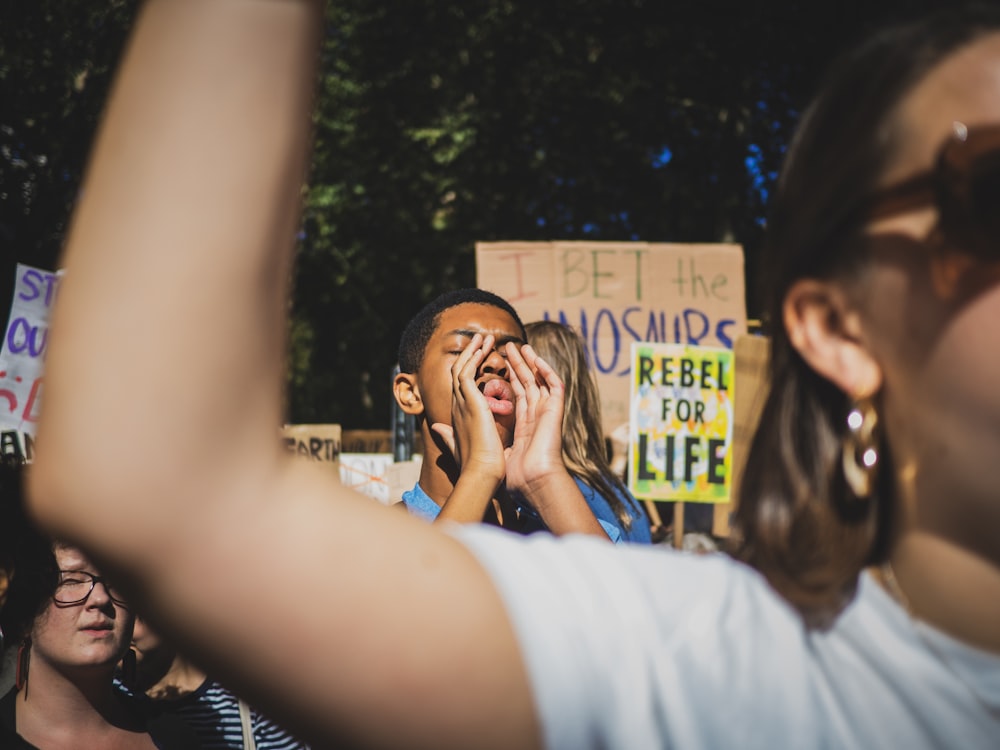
[[2, 0, 955, 428], [298, 1, 779, 428], [0, 1, 138, 296], [294, 0, 945, 428]]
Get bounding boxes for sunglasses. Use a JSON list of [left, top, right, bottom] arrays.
[[864, 121, 1000, 259]]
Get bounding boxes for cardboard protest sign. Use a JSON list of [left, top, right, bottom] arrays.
[[728, 334, 771, 511], [0, 263, 63, 460], [707, 332, 772, 537], [280, 424, 342, 465], [476, 242, 746, 436], [339, 453, 394, 504], [341, 429, 393, 454], [628, 342, 734, 503], [338, 430, 402, 504]]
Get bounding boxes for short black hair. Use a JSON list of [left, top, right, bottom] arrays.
[[397, 288, 526, 373]]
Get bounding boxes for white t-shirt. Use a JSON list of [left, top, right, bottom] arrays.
[[454, 526, 1000, 749]]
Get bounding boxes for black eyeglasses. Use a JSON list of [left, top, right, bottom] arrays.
[[54, 570, 127, 606], [863, 121, 1000, 259]]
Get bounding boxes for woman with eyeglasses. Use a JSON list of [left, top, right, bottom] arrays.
[[0, 543, 199, 749], [27, 1, 1000, 748]]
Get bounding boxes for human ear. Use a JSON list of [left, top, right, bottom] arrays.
[[393, 371, 424, 416], [783, 279, 882, 399]]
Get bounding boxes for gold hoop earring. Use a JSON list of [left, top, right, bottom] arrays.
[[842, 397, 879, 499]]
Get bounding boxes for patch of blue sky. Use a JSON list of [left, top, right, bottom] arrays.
[[745, 142, 777, 206], [651, 146, 672, 169]]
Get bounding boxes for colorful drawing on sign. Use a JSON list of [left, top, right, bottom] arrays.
[[0, 263, 62, 444], [628, 342, 734, 503]]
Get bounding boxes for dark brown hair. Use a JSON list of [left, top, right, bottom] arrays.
[[0, 456, 58, 645], [732, 6, 1000, 625]]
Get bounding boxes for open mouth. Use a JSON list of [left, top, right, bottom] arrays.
[[80, 622, 114, 634], [481, 378, 514, 416]]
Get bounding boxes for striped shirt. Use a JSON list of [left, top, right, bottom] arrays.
[[118, 677, 310, 750]]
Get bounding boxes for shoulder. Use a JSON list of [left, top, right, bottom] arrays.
[[454, 533, 1000, 749], [451, 528, 794, 652], [457, 527, 791, 634], [401, 484, 441, 521], [571, 476, 651, 544], [250, 708, 312, 750], [451, 527, 811, 747], [181, 679, 242, 721]]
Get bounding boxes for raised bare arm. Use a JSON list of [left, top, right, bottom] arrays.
[[28, 2, 539, 748]]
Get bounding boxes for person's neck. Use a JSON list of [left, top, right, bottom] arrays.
[[887, 531, 1000, 654], [16, 653, 132, 740], [144, 654, 206, 700]]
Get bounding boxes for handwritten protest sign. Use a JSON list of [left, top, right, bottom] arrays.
[[0, 263, 62, 459], [280, 424, 342, 465], [728, 334, 771, 512], [628, 342, 734, 503], [278, 427, 403, 502], [339, 453, 394, 504], [476, 242, 746, 435], [339, 430, 397, 504]]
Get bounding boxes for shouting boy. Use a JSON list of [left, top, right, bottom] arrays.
[[393, 289, 612, 539]]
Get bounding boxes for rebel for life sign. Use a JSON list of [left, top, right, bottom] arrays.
[[476, 242, 746, 435], [628, 342, 734, 503], [0, 264, 62, 459]]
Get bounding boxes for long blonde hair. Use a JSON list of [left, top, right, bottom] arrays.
[[525, 321, 635, 530]]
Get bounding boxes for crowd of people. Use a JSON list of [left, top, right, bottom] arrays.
[[1, 1, 999, 748]]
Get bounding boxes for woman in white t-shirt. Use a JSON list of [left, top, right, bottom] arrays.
[[29, 2, 1000, 748]]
